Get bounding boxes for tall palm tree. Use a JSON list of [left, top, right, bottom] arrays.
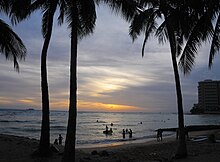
[[32, 0, 66, 156], [172, 1, 220, 156], [10, 0, 66, 155], [62, 1, 97, 161], [29, 0, 66, 156], [129, 0, 199, 158], [62, 0, 137, 161], [0, 0, 27, 71], [33, 0, 60, 155]]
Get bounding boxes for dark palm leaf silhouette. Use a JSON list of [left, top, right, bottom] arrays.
[[178, 0, 220, 72], [0, 0, 26, 71]]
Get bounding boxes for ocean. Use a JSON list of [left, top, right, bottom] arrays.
[[1, 109, 220, 147]]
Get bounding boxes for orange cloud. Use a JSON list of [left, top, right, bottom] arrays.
[[50, 101, 68, 109], [18, 99, 34, 103]]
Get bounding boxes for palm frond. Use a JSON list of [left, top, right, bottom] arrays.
[[41, 1, 58, 38], [0, 19, 27, 71], [0, 0, 10, 14], [57, 0, 66, 26], [77, 0, 96, 39], [42, 9, 50, 38], [129, 8, 156, 41], [64, 0, 96, 40], [209, 14, 220, 68], [30, 0, 46, 11], [155, 20, 168, 44], [141, 12, 158, 56], [9, 0, 32, 25], [137, 0, 158, 8], [179, 13, 214, 74], [101, 0, 138, 22]]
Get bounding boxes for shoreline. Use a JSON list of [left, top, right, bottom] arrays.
[[1, 130, 220, 161], [76, 133, 175, 149]]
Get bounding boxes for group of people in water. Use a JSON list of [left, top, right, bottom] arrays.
[[54, 134, 63, 145], [122, 128, 133, 139], [104, 125, 113, 134], [102, 122, 133, 139]]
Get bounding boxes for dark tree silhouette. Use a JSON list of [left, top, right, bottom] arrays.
[[9, 0, 66, 155], [62, 0, 137, 161], [129, 0, 203, 158]]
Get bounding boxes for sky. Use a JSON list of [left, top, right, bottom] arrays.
[[0, 5, 220, 113]]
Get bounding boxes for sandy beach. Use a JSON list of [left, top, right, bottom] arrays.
[[1, 130, 220, 162]]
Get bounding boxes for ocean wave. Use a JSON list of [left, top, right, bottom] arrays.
[[0, 120, 29, 123], [23, 128, 40, 132], [51, 125, 66, 131]]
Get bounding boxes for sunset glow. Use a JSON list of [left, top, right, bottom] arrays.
[[0, 5, 219, 113], [78, 100, 143, 112], [18, 99, 34, 103]]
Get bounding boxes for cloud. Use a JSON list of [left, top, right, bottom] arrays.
[[1, 5, 220, 113]]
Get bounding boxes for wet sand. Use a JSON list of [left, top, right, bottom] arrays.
[[1, 130, 220, 162]]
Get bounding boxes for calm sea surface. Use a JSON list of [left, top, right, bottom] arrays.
[[1, 109, 220, 147]]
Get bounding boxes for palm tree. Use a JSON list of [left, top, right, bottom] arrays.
[[0, 0, 27, 71], [10, 0, 66, 155], [62, 1, 97, 161], [32, 0, 66, 156], [129, 0, 199, 158], [62, 0, 137, 161]]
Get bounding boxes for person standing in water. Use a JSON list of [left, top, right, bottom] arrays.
[[106, 125, 108, 132], [122, 129, 125, 139], [129, 129, 132, 138], [58, 134, 63, 145]]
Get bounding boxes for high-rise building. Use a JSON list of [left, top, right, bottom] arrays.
[[198, 80, 220, 112]]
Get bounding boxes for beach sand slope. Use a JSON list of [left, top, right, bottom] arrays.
[[1, 131, 220, 162]]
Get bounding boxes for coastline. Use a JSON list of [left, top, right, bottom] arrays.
[[1, 129, 220, 162]]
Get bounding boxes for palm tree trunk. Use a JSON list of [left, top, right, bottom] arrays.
[[167, 24, 187, 158], [62, 2, 78, 162], [39, 11, 54, 156]]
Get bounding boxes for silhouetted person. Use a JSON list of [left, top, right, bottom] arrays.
[[126, 129, 128, 133], [111, 123, 113, 126], [122, 129, 125, 139], [54, 139, 58, 145], [176, 129, 179, 140], [106, 125, 108, 132], [129, 129, 132, 138], [110, 128, 113, 133], [58, 134, 63, 145], [185, 126, 189, 140], [157, 129, 163, 141]]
